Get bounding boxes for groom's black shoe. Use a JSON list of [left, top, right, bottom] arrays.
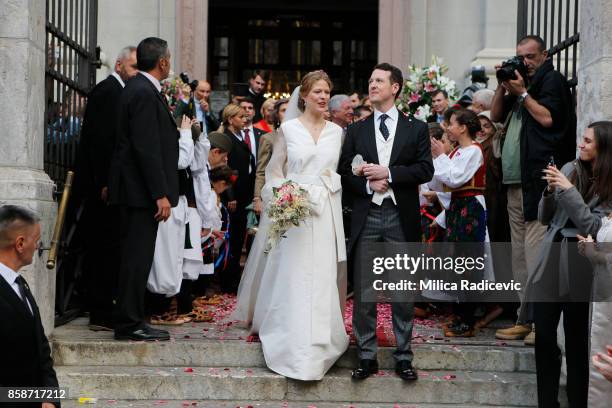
[[395, 360, 418, 381], [351, 359, 379, 380]]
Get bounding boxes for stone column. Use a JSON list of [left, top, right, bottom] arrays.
[[378, 0, 411, 70], [175, 0, 208, 80], [470, 0, 518, 87], [577, 0, 612, 134], [0, 0, 58, 334]]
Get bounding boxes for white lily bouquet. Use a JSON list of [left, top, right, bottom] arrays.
[[264, 180, 312, 254]]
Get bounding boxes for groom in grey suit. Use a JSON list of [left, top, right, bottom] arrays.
[[339, 63, 434, 380]]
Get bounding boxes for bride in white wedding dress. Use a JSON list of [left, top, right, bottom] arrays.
[[232, 70, 349, 381]]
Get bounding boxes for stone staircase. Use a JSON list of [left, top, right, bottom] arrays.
[[51, 316, 553, 407]]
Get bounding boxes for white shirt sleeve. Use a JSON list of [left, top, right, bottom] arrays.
[[178, 129, 194, 170], [437, 192, 452, 209], [190, 133, 218, 229], [431, 146, 483, 190]]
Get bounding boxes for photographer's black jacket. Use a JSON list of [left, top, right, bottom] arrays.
[[500, 58, 575, 222]]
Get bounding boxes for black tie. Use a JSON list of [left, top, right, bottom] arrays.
[[15, 275, 32, 314], [379, 114, 390, 140]]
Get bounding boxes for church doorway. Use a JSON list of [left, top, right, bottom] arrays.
[[208, 0, 378, 98]]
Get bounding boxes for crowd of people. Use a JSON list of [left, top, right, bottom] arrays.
[[3, 33, 612, 407]]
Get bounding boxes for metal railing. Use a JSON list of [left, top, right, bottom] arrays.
[[45, 0, 99, 192], [44, 0, 99, 325], [517, 0, 579, 90]]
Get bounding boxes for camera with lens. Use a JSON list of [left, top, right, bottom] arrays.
[[496, 56, 529, 83], [179, 72, 199, 92]]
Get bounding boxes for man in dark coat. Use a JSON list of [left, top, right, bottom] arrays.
[[0, 205, 60, 408], [109, 37, 178, 341], [75, 45, 137, 331], [491, 35, 575, 343]]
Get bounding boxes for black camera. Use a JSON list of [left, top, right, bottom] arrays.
[[496, 56, 529, 82], [179, 72, 198, 92]]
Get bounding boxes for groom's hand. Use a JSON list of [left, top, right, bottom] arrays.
[[363, 164, 389, 181], [369, 179, 389, 193]]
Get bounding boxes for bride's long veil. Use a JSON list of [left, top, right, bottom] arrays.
[[283, 85, 302, 122], [233, 87, 300, 325]]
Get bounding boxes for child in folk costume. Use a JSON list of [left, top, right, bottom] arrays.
[[429, 109, 490, 337], [147, 116, 197, 324], [421, 123, 452, 243], [187, 131, 235, 311]]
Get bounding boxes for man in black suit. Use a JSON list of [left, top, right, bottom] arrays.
[[339, 63, 434, 381], [0, 205, 60, 408], [109, 37, 178, 341], [76, 45, 137, 331], [246, 70, 267, 123], [174, 79, 220, 134]]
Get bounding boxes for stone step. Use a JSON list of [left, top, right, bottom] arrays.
[[53, 338, 534, 373], [56, 365, 538, 406], [61, 400, 534, 408]]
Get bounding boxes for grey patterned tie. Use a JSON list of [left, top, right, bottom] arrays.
[[379, 113, 390, 140]]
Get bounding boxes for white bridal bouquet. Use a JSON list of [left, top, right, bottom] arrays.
[[264, 180, 312, 253]]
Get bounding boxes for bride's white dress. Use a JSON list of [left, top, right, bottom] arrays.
[[233, 118, 349, 381]]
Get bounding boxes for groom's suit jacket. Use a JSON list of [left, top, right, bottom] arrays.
[[338, 111, 434, 254]]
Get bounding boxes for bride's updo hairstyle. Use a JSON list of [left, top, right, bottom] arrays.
[[298, 70, 332, 111]]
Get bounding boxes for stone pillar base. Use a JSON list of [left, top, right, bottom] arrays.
[[0, 167, 57, 335]]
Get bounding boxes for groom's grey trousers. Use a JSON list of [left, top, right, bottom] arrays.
[[352, 198, 415, 362]]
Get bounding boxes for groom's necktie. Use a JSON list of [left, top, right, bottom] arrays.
[[379, 113, 390, 140]]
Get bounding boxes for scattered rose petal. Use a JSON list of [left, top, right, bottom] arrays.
[[442, 374, 456, 380], [184, 368, 194, 373]]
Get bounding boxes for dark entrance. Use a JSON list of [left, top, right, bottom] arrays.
[[208, 0, 378, 97]]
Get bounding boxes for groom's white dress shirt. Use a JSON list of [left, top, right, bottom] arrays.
[[366, 106, 398, 205]]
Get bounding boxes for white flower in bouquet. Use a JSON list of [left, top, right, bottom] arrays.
[[414, 105, 431, 122]]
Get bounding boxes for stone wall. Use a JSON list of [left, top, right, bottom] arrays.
[[378, 0, 517, 90], [577, 0, 612, 135], [96, 0, 177, 81], [0, 0, 58, 335]]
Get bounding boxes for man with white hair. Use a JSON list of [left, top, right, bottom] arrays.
[[329, 94, 354, 129], [470, 89, 495, 114], [76, 45, 137, 332]]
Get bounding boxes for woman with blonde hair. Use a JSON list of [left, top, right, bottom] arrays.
[[234, 70, 349, 380], [254, 98, 276, 133]]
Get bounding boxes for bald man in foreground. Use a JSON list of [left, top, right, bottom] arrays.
[[175, 79, 220, 135]]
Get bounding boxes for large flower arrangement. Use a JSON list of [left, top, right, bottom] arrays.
[[161, 76, 187, 113], [397, 56, 458, 122], [264, 181, 311, 254]]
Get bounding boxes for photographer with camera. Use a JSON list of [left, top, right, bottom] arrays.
[[491, 35, 575, 345], [174, 73, 220, 136]]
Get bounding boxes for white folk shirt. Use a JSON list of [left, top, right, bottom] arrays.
[[367, 107, 399, 205], [429, 143, 487, 213], [0, 262, 32, 314]]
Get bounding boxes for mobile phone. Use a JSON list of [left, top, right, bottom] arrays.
[[548, 155, 556, 168]]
